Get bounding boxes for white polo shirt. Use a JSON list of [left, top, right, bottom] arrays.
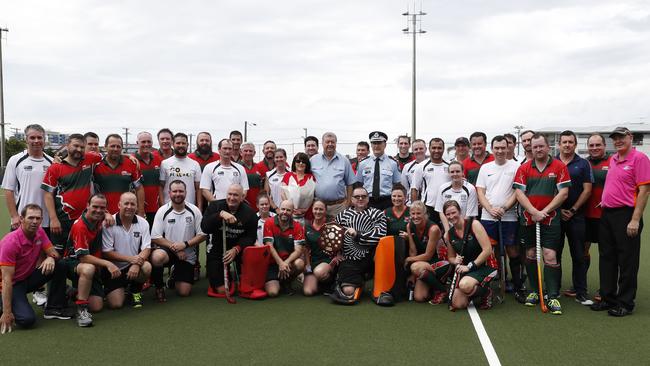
[[151, 201, 204, 265], [475, 159, 519, 222], [199, 161, 249, 200], [411, 159, 451, 208], [266, 168, 287, 208], [102, 214, 151, 270]]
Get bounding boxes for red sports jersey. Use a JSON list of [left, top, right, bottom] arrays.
[[93, 156, 142, 214], [41, 152, 102, 222], [188, 151, 220, 171], [133, 152, 162, 214], [262, 216, 305, 258], [463, 153, 495, 185], [585, 155, 611, 219], [513, 157, 571, 226], [66, 214, 103, 258], [242, 161, 262, 211], [254, 159, 275, 180], [152, 148, 173, 161]]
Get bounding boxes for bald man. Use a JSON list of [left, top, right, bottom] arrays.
[[200, 184, 258, 297]]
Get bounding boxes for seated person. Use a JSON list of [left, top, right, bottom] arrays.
[[303, 200, 336, 296]]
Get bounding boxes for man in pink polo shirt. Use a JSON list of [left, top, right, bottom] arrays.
[[591, 127, 650, 317], [1, 204, 71, 332]]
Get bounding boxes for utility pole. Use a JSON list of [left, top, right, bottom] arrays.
[[10, 127, 19, 137], [514, 124, 524, 156], [122, 127, 130, 147], [0, 27, 8, 168], [244, 120, 256, 141], [188, 133, 194, 149], [402, 2, 426, 141], [303, 128, 307, 139]]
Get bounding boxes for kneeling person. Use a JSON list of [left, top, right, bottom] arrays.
[[101, 192, 152, 309], [150, 180, 207, 301], [263, 200, 305, 297]]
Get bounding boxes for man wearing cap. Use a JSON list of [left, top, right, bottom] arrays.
[[311, 132, 356, 218], [591, 127, 650, 317], [453, 137, 470, 163], [394, 135, 415, 172], [356, 131, 401, 211], [400, 139, 427, 205]]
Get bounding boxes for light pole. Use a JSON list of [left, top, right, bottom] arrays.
[[0, 27, 8, 168], [244, 121, 257, 141], [403, 3, 426, 141], [514, 124, 524, 156]]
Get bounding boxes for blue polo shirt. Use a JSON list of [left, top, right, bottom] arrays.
[[557, 153, 594, 211], [311, 152, 356, 201]]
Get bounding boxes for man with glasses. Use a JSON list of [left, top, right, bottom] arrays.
[[356, 131, 401, 210]]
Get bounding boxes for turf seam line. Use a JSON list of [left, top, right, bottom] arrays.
[[467, 302, 502, 366]]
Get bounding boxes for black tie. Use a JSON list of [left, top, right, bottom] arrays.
[[372, 157, 381, 200]]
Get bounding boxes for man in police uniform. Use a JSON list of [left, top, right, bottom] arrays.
[[355, 131, 401, 211]]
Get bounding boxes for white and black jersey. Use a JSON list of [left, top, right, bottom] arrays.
[[434, 180, 478, 218], [199, 161, 249, 201], [1, 151, 53, 226], [102, 214, 151, 270], [265, 168, 287, 208], [335, 207, 387, 261], [400, 159, 421, 205], [411, 159, 451, 208], [151, 201, 204, 265]]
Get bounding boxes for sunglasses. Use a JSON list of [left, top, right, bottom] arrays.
[[352, 195, 368, 199]]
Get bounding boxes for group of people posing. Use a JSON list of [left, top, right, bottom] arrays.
[[0, 124, 647, 333]]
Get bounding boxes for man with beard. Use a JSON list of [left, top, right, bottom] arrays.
[[263, 200, 305, 297], [304, 136, 319, 158], [200, 139, 249, 202], [518, 130, 535, 164], [229, 130, 243, 163], [201, 184, 257, 297], [400, 138, 427, 205], [83, 132, 101, 155], [463, 131, 495, 186], [350, 141, 369, 174], [133, 132, 163, 227], [240, 142, 262, 211], [254, 140, 276, 186], [394, 135, 415, 172], [159, 133, 202, 210], [150, 180, 206, 302], [93, 134, 144, 216], [411, 138, 451, 226], [330, 187, 387, 305], [188, 132, 220, 171], [42, 134, 103, 253], [311, 132, 356, 218], [153, 128, 174, 160]]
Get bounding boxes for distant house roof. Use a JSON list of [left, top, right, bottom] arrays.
[[537, 122, 650, 134]]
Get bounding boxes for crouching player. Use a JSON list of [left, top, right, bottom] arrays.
[[303, 200, 336, 296], [404, 201, 449, 304], [64, 194, 121, 327], [1, 204, 70, 333], [150, 180, 207, 302], [445, 200, 498, 310], [263, 200, 305, 297], [330, 187, 387, 305], [101, 192, 152, 309]]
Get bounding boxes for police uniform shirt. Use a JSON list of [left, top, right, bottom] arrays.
[[102, 214, 151, 270], [199, 161, 249, 200], [412, 159, 451, 207], [355, 154, 401, 197], [150, 201, 204, 265]]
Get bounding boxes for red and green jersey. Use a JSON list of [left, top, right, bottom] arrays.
[[188, 151, 220, 171], [242, 161, 262, 211], [384, 207, 410, 236], [463, 153, 495, 185], [134, 152, 162, 214], [93, 156, 142, 214], [585, 155, 611, 219], [262, 216, 305, 258], [41, 152, 102, 222], [394, 153, 415, 171], [513, 156, 571, 226], [152, 148, 173, 161], [65, 214, 103, 258]]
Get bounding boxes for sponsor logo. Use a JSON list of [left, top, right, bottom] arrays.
[[623, 165, 632, 171], [134, 232, 141, 238], [25, 165, 33, 171], [167, 219, 176, 223], [217, 171, 225, 176], [549, 173, 556, 178], [121, 171, 130, 176]]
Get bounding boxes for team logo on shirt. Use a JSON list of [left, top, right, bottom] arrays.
[[233, 172, 239, 177], [549, 173, 556, 178], [35, 239, 42, 246], [185, 216, 193, 223], [623, 165, 631, 171], [134, 232, 141, 238], [217, 171, 225, 176], [603, 166, 609, 170]]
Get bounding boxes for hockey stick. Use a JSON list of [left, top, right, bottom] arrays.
[[497, 219, 506, 303], [448, 218, 473, 311], [536, 222, 547, 313], [223, 224, 236, 304]]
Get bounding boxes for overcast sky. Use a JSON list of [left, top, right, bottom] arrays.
[[1, 0, 649, 156]]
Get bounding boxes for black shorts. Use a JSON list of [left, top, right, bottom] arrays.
[[585, 217, 601, 243], [102, 266, 145, 294], [426, 206, 442, 226], [336, 255, 374, 288], [159, 247, 195, 285]]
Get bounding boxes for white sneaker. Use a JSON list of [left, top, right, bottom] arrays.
[[32, 290, 48, 307], [77, 305, 93, 327]]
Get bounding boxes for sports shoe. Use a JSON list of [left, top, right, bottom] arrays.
[[562, 288, 577, 297], [429, 291, 448, 305], [590, 301, 615, 312], [32, 289, 48, 307], [608, 306, 633, 317], [593, 290, 602, 303], [155, 287, 167, 303], [479, 288, 493, 310], [76, 305, 93, 327], [575, 293, 594, 306], [132, 292, 143, 308], [166, 265, 176, 289], [525, 292, 539, 307], [547, 298, 562, 315], [43, 307, 74, 320], [514, 289, 527, 304]]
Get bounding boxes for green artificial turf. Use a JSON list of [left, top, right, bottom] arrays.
[[0, 192, 648, 365]]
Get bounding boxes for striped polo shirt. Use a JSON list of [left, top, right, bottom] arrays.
[[463, 153, 495, 186], [41, 152, 102, 222], [262, 216, 305, 258], [93, 156, 143, 214], [134, 152, 162, 214], [585, 154, 610, 219], [513, 156, 571, 226]]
